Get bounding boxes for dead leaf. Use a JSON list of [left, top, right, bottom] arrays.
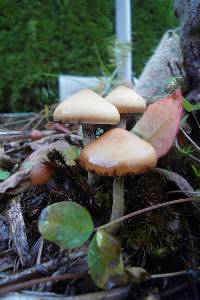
[[133, 90, 183, 158], [0, 169, 30, 195], [29, 134, 66, 150], [21, 140, 80, 170]]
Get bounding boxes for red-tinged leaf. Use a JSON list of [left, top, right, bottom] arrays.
[[133, 89, 183, 158]]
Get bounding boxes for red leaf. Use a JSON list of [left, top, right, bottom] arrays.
[[133, 89, 183, 158]]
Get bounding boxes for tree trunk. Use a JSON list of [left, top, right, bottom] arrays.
[[174, 0, 200, 104], [126, 1, 200, 132]]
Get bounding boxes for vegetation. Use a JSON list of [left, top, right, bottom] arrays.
[[0, 0, 177, 112]]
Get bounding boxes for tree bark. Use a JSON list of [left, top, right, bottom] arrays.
[[135, 29, 185, 102], [174, 0, 200, 104]]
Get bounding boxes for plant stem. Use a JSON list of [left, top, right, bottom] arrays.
[[97, 197, 199, 231]]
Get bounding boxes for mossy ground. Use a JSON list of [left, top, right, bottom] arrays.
[[14, 144, 200, 297]]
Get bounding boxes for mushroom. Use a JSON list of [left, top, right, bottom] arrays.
[[105, 85, 146, 128], [53, 89, 120, 184], [104, 85, 146, 229], [30, 163, 53, 186], [79, 128, 157, 234]]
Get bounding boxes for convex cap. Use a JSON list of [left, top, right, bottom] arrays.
[[53, 89, 120, 124], [105, 85, 146, 113], [79, 128, 157, 176]]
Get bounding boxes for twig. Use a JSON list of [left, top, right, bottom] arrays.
[[151, 268, 199, 279], [0, 247, 86, 287], [0, 286, 132, 299], [21, 110, 45, 131], [8, 196, 30, 267], [161, 282, 189, 298], [97, 197, 199, 231], [0, 272, 86, 295]]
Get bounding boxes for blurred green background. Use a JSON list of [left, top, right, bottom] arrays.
[[0, 0, 177, 112]]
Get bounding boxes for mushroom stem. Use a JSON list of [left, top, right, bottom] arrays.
[[106, 177, 124, 235], [82, 124, 96, 185], [82, 124, 96, 146], [116, 114, 126, 129], [109, 113, 127, 234]]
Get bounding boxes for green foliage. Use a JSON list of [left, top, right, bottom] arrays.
[[133, 0, 178, 75], [0, 0, 113, 112], [183, 98, 200, 115], [87, 229, 124, 289], [192, 165, 200, 178], [38, 201, 94, 249], [0, 0, 177, 111], [177, 146, 194, 156], [39, 202, 126, 288]]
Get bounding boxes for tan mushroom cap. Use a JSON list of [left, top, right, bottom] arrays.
[[79, 128, 157, 176], [105, 85, 146, 113], [53, 89, 120, 124]]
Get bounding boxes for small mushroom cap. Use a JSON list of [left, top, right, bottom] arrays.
[[53, 89, 120, 124], [105, 86, 146, 113], [79, 128, 157, 176]]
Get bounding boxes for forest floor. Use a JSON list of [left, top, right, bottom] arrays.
[[0, 109, 199, 300]]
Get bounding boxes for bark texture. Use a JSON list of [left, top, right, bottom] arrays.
[[174, 0, 200, 104], [135, 29, 185, 102]]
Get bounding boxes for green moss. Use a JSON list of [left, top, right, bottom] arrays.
[[120, 221, 180, 261]]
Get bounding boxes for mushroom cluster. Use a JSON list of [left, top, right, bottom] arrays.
[[53, 86, 157, 234]]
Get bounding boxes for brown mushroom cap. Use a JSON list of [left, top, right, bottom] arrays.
[[105, 85, 146, 113], [53, 89, 120, 124], [79, 128, 157, 176]]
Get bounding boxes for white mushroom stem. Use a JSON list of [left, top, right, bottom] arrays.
[[82, 124, 96, 146], [82, 124, 96, 185], [106, 177, 124, 235], [116, 113, 127, 129], [109, 113, 127, 235]]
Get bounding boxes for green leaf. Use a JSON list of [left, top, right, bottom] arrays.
[[183, 98, 200, 112], [178, 146, 194, 155], [0, 170, 10, 181], [192, 165, 200, 178], [38, 201, 94, 249], [87, 230, 124, 289]]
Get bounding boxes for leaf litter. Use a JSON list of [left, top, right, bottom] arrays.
[[0, 97, 199, 299]]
